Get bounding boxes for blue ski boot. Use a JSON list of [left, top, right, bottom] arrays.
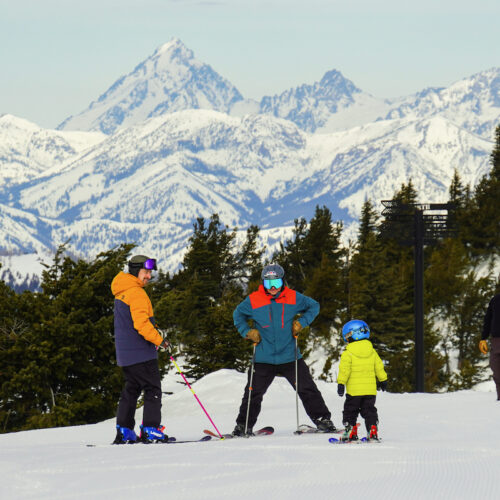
[[140, 425, 168, 443], [113, 426, 138, 444]]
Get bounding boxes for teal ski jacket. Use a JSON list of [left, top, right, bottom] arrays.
[[233, 285, 320, 365]]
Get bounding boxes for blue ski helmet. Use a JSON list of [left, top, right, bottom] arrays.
[[342, 319, 370, 342]]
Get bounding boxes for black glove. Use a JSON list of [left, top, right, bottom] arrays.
[[378, 380, 387, 392], [337, 384, 345, 397]]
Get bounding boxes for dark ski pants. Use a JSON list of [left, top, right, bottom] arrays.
[[490, 338, 500, 400], [116, 359, 162, 429], [342, 394, 378, 432], [235, 358, 331, 429]]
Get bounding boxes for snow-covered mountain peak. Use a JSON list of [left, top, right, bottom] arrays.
[[318, 69, 361, 97], [57, 38, 243, 135], [259, 68, 382, 133], [153, 37, 194, 60]]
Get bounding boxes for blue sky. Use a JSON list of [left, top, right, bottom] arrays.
[[1, 0, 499, 128]]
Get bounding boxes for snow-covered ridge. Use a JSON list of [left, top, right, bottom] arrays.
[[1, 109, 492, 287], [0, 114, 105, 190]]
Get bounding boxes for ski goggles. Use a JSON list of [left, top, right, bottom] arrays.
[[143, 258, 157, 271], [263, 278, 283, 289], [130, 258, 157, 271]]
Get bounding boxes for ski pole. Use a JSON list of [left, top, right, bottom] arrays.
[[294, 334, 299, 433], [169, 355, 224, 439], [244, 343, 257, 435]]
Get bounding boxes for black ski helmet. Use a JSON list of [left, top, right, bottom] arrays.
[[128, 255, 157, 277]]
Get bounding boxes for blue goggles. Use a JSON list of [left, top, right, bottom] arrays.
[[346, 326, 367, 337], [263, 278, 283, 290]]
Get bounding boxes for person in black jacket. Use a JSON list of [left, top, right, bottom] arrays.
[[479, 291, 500, 400]]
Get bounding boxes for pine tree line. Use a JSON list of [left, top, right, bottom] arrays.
[[1, 126, 499, 433]]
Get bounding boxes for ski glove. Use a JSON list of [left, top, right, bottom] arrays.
[[292, 320, 302, 337], [157, 338, 170, 351], [378, 380, 388, 392], [479, 340, 488, 354], [246, 329, 261, 344], [337, 384, 345, 397]]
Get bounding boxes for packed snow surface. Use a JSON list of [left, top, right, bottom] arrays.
[[1, 369, 499, 499]]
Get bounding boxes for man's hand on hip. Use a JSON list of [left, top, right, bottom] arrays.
[[246, 329, 261, 344]]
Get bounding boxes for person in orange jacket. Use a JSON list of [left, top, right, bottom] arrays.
[[111, 255, 169, 444], [479, 292, 500, 400]]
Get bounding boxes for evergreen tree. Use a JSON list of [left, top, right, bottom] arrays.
[[0, 266, 27, 432], [273, 217, 308, 290], [459, 125, 500, 256], [357, 199, 379, 247], [0, 244, 135, 432], [447, 271, 495, 389], [352, 183, 447, 392]]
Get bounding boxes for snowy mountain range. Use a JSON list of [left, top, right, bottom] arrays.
[[1, 38, 499, 288]]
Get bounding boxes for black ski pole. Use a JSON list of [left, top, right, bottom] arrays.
[[244, 343, 257, 436]]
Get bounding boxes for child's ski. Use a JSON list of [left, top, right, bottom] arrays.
[[203, 426, 274, 439], [328, 436, 382, 444]]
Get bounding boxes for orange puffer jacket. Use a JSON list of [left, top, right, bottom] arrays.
[[111, 271, 163, 367]]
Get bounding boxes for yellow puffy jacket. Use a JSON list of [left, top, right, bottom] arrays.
[[337, 339, 387, 396]]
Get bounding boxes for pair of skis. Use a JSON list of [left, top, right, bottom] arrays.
[[87, 435, 213, 447]]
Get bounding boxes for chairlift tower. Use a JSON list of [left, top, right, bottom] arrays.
[[381, 201, 457, 392]]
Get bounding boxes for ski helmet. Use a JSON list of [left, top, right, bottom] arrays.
[[342, 319, 370, 342], [261, 263, 285, 290], [128, 255, 157, 277]]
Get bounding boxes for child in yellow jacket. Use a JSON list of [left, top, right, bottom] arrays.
[[337, 319, 387, 441]]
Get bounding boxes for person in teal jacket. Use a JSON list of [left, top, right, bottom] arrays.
[[232, 263, 336, 436]]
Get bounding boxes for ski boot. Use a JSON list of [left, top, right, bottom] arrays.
[[314, 416, 337, 433], [368, 424, 379, 441], [232, 424, 255, 437], [341, 423, 358, 442], [113, 426, 138, 444], [140, 425, 168, 443]]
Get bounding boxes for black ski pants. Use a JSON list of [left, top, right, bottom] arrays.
[[342, 394, 378, 432], [235, 358, 331, 429], [116, 359, 162, 429]]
